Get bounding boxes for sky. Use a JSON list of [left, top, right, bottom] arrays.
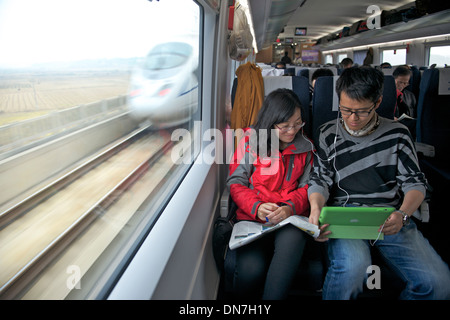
[[0, 0, 199, 68]]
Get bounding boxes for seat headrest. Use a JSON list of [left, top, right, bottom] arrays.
[[438, 68, 450, 95], [263, 76, 293, 96], [332, 76, 339, 111], [380, 68, 394, 76]]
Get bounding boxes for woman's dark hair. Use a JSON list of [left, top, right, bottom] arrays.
[[252, 88, 303, 155], [336, 66, 384, 103]]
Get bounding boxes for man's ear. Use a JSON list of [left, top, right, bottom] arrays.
[[374, 95, 383, 110]]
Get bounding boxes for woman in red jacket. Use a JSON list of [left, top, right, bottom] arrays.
[[225, 88, 314, 299]]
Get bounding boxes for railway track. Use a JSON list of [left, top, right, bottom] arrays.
[[0, 126, 177, 299]]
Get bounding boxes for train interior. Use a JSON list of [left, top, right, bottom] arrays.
[[0, 0, 449, 301], [221, 1, 449, 299], [219, 0, 450, 300]]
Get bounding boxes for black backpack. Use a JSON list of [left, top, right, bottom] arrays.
[[212, 198, 238, 273]]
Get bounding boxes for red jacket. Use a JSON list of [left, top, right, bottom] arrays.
[[227, 128, 314, 222]]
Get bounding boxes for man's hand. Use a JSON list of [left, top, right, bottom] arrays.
[[381, 211, 403, 235], [309, 193, 330, 242]]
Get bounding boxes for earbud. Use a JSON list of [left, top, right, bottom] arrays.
[[300, 111, 350, 207]]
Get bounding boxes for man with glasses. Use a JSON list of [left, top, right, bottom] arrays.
[[308, 66, 450, 300]]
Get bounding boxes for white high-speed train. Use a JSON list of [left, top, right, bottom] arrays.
[[127, 38, 199, 128]]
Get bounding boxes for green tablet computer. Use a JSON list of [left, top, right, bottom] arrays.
[[319, 206, 395, 240]]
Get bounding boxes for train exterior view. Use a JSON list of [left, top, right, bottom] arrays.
[[1, 0, 450, 306]]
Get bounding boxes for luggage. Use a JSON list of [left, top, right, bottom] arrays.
[[381, 6, 423, 26], [416, 0, 450, 15], [349, 20, 362, 36]]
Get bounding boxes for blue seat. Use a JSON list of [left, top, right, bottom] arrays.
[[415, 68, 450, 265], [377, 75, 396, 119], [416, 68, 450, 175], [291, 76, 311, 137], [285, 67, 296, 76], [311, 76, 339, 144], [407, 66, 421, 101], [231, 76, 311, 137], [298, 68, 309, 79], [416, 69, 450, 166]]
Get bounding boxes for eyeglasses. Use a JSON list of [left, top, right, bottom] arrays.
[[339, 104, 376, 118], [275, 122, 305, 133]]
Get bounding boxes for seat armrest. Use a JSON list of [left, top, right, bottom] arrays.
[[220, 188, 230, 218], [415, 142, 435, 158]]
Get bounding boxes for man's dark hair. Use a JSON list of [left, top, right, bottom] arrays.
[[393, 65, 412, 79], [336, 66, 384, 103], [312, 68, 334, 82], [340, 57, 353, 68]]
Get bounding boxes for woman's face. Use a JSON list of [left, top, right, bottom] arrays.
[[274, 108, 302, 147]]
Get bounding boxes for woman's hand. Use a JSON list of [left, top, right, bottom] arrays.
[[257, 203, 292, 224], [257, 203, 279, 222], [265, 205, 293, 224]]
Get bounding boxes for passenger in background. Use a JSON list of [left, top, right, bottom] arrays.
[[275, 61, 286, 69], [393, 65, 417, 137], [309, 68, 335, 98], [340, 57, 353, 69], [311, 68, 334, 90], [308, 66, 450, 300], [293, 51, 302, 65], [225, 89, 314, 300], [281, 51, 292, 64]]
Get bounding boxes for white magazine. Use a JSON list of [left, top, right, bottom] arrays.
[[229, 215, 320, 250]]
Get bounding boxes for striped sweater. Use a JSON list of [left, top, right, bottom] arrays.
[[308, 116, 427, 208]]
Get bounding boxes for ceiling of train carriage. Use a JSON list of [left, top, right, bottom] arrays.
[[249, 0, 416, 49]]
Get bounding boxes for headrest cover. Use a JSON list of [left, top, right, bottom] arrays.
[[438, 68, 450, 95], [332, 76, 340, 111], [263, 76, 293, 97]]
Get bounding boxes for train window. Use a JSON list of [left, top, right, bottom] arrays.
[[338, 53, 348, 63], [428, 45, 450, 67], [381, 48, 406, 65], [353, 50, 368, 66], [0, 0, 201, 299], [324, 54, 333, 65]]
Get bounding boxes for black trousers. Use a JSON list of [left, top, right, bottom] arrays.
[[224, 224, 306, 300]]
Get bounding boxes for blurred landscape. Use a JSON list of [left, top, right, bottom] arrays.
[[0, 58, 140, 125]]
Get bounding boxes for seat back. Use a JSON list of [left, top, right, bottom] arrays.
[[263, 75, 312, 137], [377, 75, 396, 119], [416, 68, 450, 163], [292, 76, 312, 137], [231, 76, 311, 137], [311, 76, 339, 144], [407, 65, 421, 101]]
